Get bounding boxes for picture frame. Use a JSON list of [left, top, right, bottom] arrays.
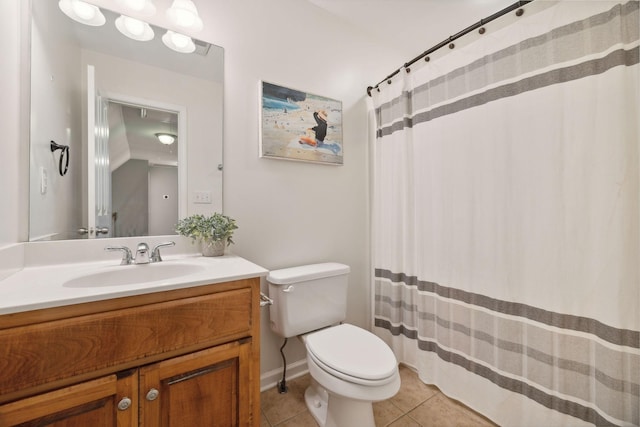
[[259, 81, 343, 165]]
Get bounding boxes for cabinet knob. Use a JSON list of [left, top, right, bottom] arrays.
[[117, 397, 132, 411], [146, 388, 160, 401]]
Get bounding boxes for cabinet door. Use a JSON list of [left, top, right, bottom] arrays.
[[0, 371, 137, 427], [139, 340, 253, 427]]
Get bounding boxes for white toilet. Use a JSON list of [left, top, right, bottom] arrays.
[[267, 263, 400, 427]]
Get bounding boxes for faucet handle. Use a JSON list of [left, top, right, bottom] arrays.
[[151, 241, 176, 263], [105, 246, 133, 265]]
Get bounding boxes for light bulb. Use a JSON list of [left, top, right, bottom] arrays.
[[171, 32, 190, 48], [161, 30, 195, 53], [59, 0, 106, 26], [127, 0, 146, 11], [174, 9, 196, 28], [117, 0, 156, 17], [71, 0, 96, 20], [115, 15, 155, 41], [155, 133, 176, 145], [123, 16, 145, 36], [166, 0, 203, 31]]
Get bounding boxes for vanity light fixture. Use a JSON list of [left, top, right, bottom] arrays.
[[161, 30, 196, 53], [166, 0, 203, 32], [58, 0, 106, 26], [116, 0, 157, 17], [115, 15, 155, 41], [155, 133, 177, 145]]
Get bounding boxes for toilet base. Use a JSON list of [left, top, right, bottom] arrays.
[[304, 378, 376, 427]]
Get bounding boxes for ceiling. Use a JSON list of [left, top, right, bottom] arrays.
[[306, 0, 516, 60]]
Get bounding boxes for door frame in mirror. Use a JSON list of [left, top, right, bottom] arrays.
[[96, 90, 188, 235]]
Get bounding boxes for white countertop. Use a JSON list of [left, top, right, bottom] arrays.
[[0, 239, 268, 315]]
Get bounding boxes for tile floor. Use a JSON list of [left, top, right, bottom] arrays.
[[260, 365, 497, 427]]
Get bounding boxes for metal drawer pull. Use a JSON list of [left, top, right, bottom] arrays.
[[146, 388, 159, 401], [118, 397, 132, 411], [260, 292, 273, 307]]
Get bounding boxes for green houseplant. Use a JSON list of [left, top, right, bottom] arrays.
[[175, 213, 238, 256]]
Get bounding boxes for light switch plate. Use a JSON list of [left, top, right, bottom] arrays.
[[194, 191, 212, 204], [40, 167, 48, 194]]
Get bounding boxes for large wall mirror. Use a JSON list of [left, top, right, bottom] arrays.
[[28, 0, 223, 241]]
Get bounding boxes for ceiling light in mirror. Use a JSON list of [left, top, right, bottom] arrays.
[[115, 15, 155, 41], [166, 0, 203, 32], [117, 0, 157, 16], [155, 133, 177, 145], [58, 0, 105, 26], [162, 30, 195, 53]]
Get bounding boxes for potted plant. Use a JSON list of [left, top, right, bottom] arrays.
[[175, 213, 238, 256]]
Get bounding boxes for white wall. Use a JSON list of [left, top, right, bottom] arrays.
[[149, 165, 178, 235], [29, 0, 83, 240], [195, 0, 403, 383], [0, 0, 28, 245], [2, 0, 405, 382]]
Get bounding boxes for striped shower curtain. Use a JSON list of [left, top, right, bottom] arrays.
[[370, 1, 639, 426]]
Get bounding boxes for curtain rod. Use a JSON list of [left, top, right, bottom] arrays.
[[366, 0, 533, 97]]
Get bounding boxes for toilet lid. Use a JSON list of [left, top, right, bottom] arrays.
[[305, 324, 397, 382]]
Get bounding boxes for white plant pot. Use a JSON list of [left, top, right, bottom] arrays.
[[200, 238, 226, 257]]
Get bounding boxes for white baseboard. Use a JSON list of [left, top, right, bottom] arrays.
[[260, 359, 308, 392]]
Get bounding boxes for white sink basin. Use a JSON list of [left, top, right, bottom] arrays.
[[0, 252, 269, 315], [63, 262, 206, 288]]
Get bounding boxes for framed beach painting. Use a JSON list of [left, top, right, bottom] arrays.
[[259, 81, 343, 165]]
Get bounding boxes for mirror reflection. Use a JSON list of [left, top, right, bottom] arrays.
[[109, 102, 178, 237], [29, 0, 224, 241]]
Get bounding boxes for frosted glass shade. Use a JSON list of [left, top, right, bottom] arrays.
[[58, 0, 106, 26], [155, 133, 177, 145], [116, 0, 156, 16], [166, 0, 203, 32], [115, 15, 155, 41], [162, 30, 196, 53]]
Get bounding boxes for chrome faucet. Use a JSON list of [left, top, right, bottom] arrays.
[[151, 241, 176, 262], [134, 243, 150, 264], [105, 245, 133, 265], [105, 241, 175, 265]]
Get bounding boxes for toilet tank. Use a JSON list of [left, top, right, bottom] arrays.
[[268, 263, 350, 338]]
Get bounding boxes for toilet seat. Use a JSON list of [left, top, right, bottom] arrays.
[[305, 324, 397, 386]]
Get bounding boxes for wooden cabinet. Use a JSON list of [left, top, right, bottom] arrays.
[[0, 372, 137, 426], [140, 340, 251, 426], [0, 278, 261, 426]]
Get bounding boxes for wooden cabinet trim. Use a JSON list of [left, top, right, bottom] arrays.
[[0, 375, 118, 426], [0, 288, 252, 398], [0, 278, 258, 330]]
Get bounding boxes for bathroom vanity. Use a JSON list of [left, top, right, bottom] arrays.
[[0, 246, 267, 426]]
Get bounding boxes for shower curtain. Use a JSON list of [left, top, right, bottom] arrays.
[[370, 1, 639, 426]]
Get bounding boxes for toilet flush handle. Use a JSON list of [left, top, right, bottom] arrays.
[[282, 285, 294, 293], [260, 292, 273, 307]]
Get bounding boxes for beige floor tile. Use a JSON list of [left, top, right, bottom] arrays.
[[442, 397, 497, 426], [276, 410, 320, 427], [406, 393, 460, 427], [373, 399, 404, 427], [387, 414, 422, 427], [389, 365, 439, 413], [260, 410, 271, 427], [261, 375, 311, 426], [407, 393, 497, 427]]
